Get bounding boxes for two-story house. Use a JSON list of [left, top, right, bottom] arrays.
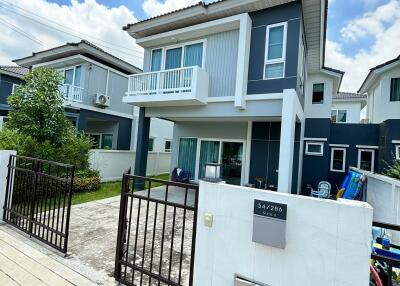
[[13, 40, 173, 152], [0, 66, 29, 129], [358, 54, 400, 164], [331, 92, 367, 123], [301, 56, 400, 193], [122, 0, 341, 193]]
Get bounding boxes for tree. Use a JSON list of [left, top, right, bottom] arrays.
[[0, 67, 91, 170], [7, 68, 69, 146]]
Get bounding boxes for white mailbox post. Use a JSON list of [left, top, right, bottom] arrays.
[[0, 150, 16, 223]]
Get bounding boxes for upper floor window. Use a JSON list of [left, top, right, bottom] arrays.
[[61, 65, 82, 87], [312, 83, 324, 104], [390, 78, 400, 101], [264, 22, 287, 80], [12, 84, 19, 93], [331, 109, 347, 123], [150, 41, 204, 72]]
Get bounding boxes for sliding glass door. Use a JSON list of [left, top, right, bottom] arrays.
[[178, 138, 197, 180]]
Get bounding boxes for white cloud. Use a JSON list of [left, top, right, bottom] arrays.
[[340, 0, 400, 41], [326, 0, 400, 92], [142, 0, 199, 18], [0, 0, 144, 68]]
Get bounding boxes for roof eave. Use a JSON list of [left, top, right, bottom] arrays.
[[13, 42, 141, 74], [0, 69, 25, 79]]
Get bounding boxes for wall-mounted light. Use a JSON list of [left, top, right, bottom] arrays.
[[203, 163, 222, 183]]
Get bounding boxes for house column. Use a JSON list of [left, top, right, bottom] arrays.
[[278, 89, 304, 193], [134, 107, 150, 190]]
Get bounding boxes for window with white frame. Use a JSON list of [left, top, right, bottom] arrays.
[[312, 83, 324, 104], [396, 145, 400, 160], [305, 142, 324, 156], [150, 41, 205, 72], [358, 149, 375, 172], [164, 140, 172, 152], [264, 22, 287, 80], [330, 148, 346, 172], [331, 109, 347, 123], [59, 65, 82, 87], [148, 138, 155, 152], [12, 83, 19, 93]]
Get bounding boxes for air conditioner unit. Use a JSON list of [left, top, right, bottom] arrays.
[[94, 93, 111, 107]]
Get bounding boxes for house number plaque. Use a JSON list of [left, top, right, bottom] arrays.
[[252, 199, 287, 249]]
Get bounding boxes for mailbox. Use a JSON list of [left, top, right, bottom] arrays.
[[252, 199, 287, 249]]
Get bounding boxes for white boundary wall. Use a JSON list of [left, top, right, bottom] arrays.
[[89, 150, 171, 182], [351, 167, 400, 242], [194, 181, 372, 286]]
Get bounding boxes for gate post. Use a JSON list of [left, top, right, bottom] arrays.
[[0, 150, 17, 223]]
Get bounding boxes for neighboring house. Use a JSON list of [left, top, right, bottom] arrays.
[[359, 55, 400, 124], [122, 0, 337, 193], [13, 40, 173, 151], [302, 56, 400, 191], [0, 66, 29, 129], [331, 92, 367, 123]]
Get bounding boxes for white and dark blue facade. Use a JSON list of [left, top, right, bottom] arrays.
[[0, 66, 28, 129], [13, 41, 163, 151], [122, 0, 333, 193], [122, 0, 399, 193], [301, 56, 400, 194]]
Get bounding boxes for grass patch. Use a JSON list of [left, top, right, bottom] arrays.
[[71, 173, 170, 206]]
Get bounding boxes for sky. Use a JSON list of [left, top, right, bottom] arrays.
[[0, 0, 399, 93]]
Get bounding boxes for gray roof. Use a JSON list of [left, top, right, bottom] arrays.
[[0, 65, 29, 78], [333, 92, 367, 101], [13, 40, 142, 75]]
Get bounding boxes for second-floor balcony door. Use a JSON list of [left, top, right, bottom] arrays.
[[62, 66, 83, 103]]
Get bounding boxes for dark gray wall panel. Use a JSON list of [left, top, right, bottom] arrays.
[[77, 109, 132, 150], [0, 74, 23, 105], [247, 2, 302, 95]]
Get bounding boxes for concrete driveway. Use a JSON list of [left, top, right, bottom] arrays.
[[68, 185, 196, 285]]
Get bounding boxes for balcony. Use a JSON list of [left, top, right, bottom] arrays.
[[60, 84, 83, 104], [124, 66, 209, 107]]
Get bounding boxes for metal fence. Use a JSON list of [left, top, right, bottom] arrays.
[[114, 174, 199, 286], [2, 155, 75, 253], [371, 221, 400, 286]]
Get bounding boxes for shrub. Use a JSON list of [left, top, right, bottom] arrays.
[[74, 169, 101, 192], [384, 159, 400, 180]]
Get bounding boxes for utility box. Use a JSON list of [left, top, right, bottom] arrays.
[[252, 199, 287, 249]]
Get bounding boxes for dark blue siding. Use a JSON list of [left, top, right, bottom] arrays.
[[247, 2, 302, 95], [378, 120, 400, 171], [302, 119, 332, 193], [77, 109, 132, 150], [301, 119, 400, 194], [0, 74, 23, 106]]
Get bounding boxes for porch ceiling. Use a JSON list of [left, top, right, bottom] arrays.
[[157, 116, 283, 122]]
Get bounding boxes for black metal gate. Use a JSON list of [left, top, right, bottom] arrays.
[[114, 174, 199, 286], [3, 155, 75, 253]]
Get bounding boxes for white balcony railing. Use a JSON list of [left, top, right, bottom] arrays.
[[125, 66, 209, 107], [60, 84, 83, 103]]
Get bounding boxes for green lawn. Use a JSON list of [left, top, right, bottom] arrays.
[[71, 173, 170, 206]]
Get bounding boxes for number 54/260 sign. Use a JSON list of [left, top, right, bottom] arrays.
[[254, 199, 287, 221]]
